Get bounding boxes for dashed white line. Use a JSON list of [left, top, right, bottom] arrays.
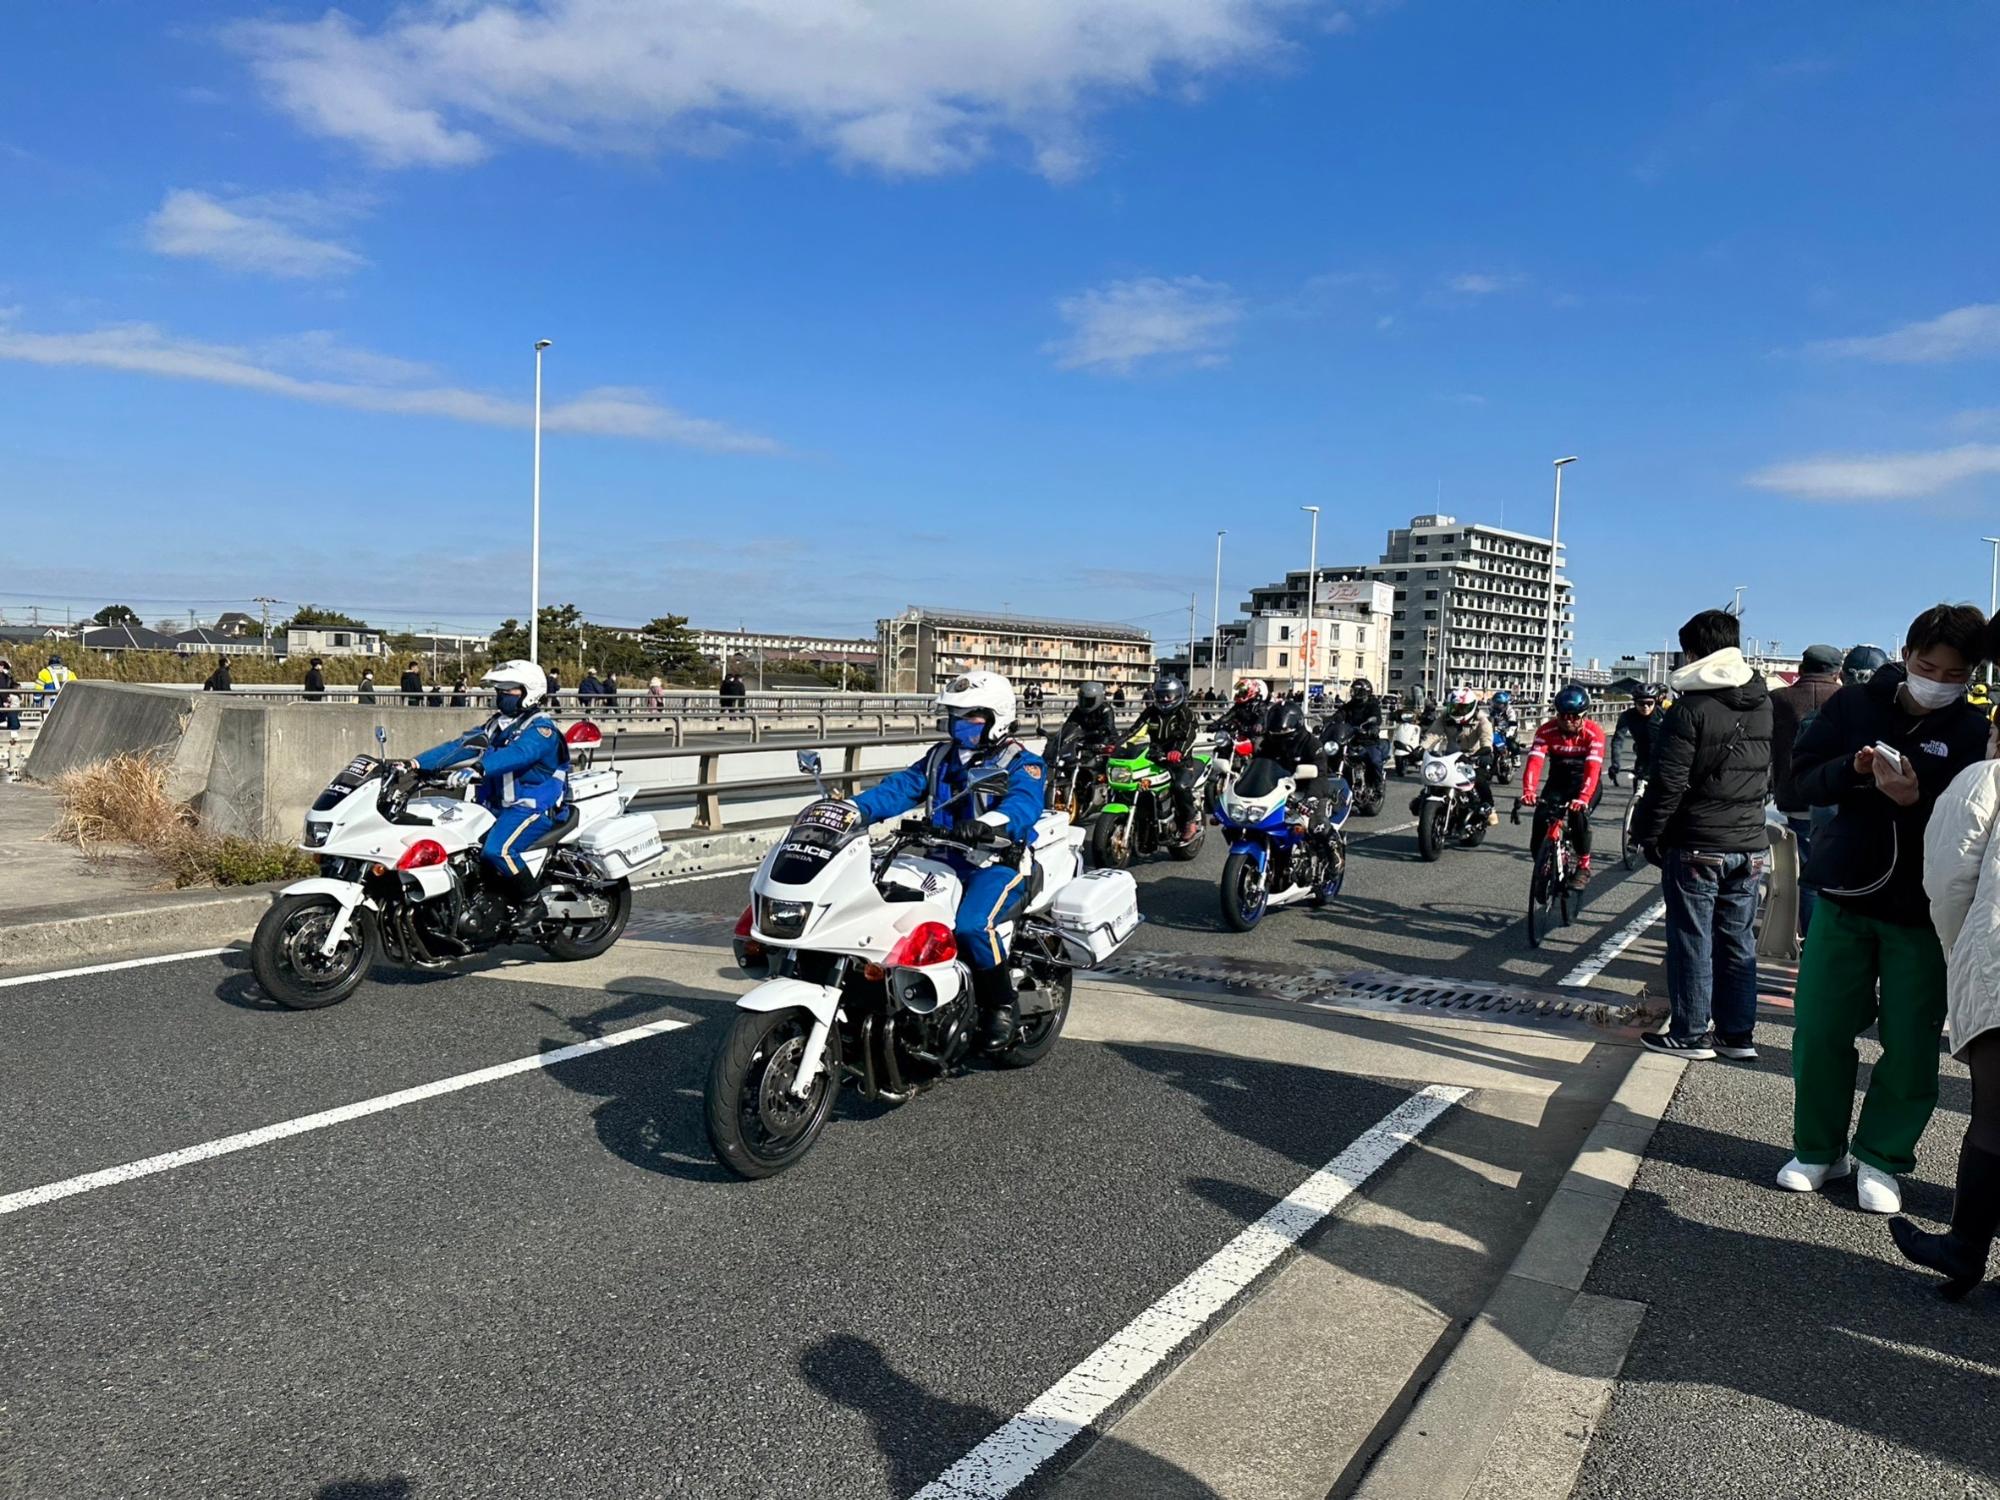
[[0, 1015, 692, 1217], [910, 1083, 1468, 1499], [0, 947, 235, 990], [1558, 897, 1667, 987]]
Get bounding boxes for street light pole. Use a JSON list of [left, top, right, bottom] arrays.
[[1542, 457, 1577, 708], [529, 339, 552, 665], [1208, 528, 1224, 700], [1731, 585, 1747, 618], [1985, 536, 2000, 683], [1300, 506, 1321, 701]]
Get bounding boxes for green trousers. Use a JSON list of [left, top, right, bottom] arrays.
[[1791, 899, 1948, 1176]]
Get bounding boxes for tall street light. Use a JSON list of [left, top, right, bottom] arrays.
[[1210, 530, 1225, 696], [1985, 536, 2000, 683], [529, 339, 553, 665], [1301, 505, 1321, 701], [1541, 457, 1577, 708]]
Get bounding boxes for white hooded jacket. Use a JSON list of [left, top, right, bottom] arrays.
[[1924, 756, 2000, 1057]]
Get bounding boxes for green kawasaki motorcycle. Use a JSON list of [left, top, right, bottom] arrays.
[[1088, 737, 1213, 869]]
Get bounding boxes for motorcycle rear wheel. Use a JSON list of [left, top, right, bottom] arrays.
[[541, 879, 632, 960], [252, 894, 377, 1009], [994, 967, 1071, 1068], [706, 1008, 841, 1179], [1220, 849, 1267, 931]]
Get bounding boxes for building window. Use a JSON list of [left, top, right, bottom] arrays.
[[1423, 609, 1438, 621], [1279, 625, 1291, 641], [1278, 651, 1289, 667], [1424, 589, 1439, 601], [1425, 570, 1439, 581]]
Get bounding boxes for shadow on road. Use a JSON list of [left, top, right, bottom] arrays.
[[801, 1331, 1226, 1499], [316, 1479, 413, 1499]]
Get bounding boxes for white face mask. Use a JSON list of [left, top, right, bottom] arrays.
[[1902, 671, 1966, 711]]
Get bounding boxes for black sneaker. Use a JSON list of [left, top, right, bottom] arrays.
[[1714, 1034, 1759, 1060], [1641, 1030, 1717, 1060]]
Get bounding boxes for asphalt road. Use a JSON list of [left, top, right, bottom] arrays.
[[0, 947, 1428, 1500], [657, 774, 1670, 995]]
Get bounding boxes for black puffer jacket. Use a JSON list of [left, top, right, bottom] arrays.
[[1629, 652, 1773, 854], [1790, 664, 1992, 926]]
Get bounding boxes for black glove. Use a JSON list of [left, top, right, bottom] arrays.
[[950, 819, 996, 845], [1608, 768, 1623, 787]]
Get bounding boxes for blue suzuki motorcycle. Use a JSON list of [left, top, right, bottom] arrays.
[[1213, 754, 1351, 932]]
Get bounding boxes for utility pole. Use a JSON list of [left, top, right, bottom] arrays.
[[1985, 536, 2000, 684], [430, 623, 439, 682], [1542, 456, 1577, 708], [530, 339, 552, 665], [1186, 591, 1197, 684], [1300, 505, 1321, 701], [1211, 530, 1225, 696], [255, 596, 278, 658]]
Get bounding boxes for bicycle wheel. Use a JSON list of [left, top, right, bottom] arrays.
[[1621, 797, 1640, 871], [1526, 843, 1557, 948]]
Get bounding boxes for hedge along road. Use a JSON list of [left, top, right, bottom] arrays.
[[0, 913, 1523, 1500]]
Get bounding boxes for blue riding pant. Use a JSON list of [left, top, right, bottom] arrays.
[[955, 860, 1032, 971], [484, 804, 557, 878]]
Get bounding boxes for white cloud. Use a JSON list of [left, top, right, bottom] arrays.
[[144, 188, 367, 279], [1446, 272, 1521, 296], [1808, 303, 2000, 364], [1046, 275, 1242, 374], [0, 317, 775, 452], [1745, 443, 2000, 502], [225, 0, 1305, 178]]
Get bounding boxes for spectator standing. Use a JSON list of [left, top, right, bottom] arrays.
[[400, 661, 423, 706], [1780, 604, 1992, 1213], [426, 680, 444, 709], [1629, 610, 1774, 1061], [603, 672, 620, 713], [1112, 684, 1128, 709], [647, 676, 666, 715], [1770, 643, 1844, 934], [545, 669, 563, 713], [356, 667, 375, 705], [36, 654, 72, 706], [578, 668, 605, 711], [303, 657, 326, 702], [204, 658, 234, 693], [720, 668, 747, 716], [1895, 664, 2000, 1299], [450, 673, 469, 709], [0, 658, 17, 732]]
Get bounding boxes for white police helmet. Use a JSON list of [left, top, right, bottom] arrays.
[[480, 659, 549, 708], [936, 669, 1016, 739]]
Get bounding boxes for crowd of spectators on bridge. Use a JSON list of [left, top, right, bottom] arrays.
[[1616, 598, 2000, 1301]]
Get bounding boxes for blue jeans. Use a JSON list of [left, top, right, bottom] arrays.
[[1786, 815, 1816, 936], [1662, 848, 1764, 1042]]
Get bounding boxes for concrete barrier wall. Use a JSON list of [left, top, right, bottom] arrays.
[[27, 681, 484, 840]]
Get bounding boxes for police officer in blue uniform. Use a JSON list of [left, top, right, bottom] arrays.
[[410, 659, 569, 911], [853, 669, 1048, 1048]]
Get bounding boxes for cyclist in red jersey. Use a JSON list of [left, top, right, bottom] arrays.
[[1522, 683, 1609, 886]]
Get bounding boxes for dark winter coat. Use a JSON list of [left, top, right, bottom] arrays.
[[1629, 649, 1773, 855], [204, 663, 232, 692], [1769, 669, 1841, 814], [302, 665, 326, 699], [1790, 664, 1993, 926]]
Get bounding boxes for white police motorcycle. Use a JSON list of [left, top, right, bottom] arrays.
[[250, 722, 665, 1008], [706, 750, 1140, 1177]]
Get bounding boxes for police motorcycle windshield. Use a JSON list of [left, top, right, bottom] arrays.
[[312, 754, 381, 812], [768, 799, 866, 886]]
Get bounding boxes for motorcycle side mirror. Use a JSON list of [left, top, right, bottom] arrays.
[[797, 750, 822, 776]]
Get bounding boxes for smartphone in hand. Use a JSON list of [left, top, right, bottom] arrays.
[[1871, 741, 1905, 774]]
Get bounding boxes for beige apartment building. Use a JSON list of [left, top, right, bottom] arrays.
[[877, 606, 1152, 696], [1198, 578, 1394, 692]]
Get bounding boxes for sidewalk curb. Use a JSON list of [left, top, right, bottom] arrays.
[[1349, 1051, 1686, 1500]]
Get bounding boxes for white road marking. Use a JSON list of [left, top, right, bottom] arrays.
[[0, 947, 235, 990], [0, 1016, 691, 1217], [911, 1084, 1468, 1499], [1558, 897, 1667, 988], [1353, 817, 1418, 841]]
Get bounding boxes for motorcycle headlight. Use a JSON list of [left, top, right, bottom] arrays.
[[303, 820, 330, 848], [1422, 760, 1450, 786], [756, 896, 811, 940]]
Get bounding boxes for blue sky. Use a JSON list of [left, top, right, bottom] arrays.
[[3, 1, 1996, 659]]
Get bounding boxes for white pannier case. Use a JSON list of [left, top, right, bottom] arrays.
[[575, 812, 664, 879], [1049, 868, 1141, 966]]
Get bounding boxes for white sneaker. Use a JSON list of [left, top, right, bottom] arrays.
[[1776, 1155, 1852, 1192], [1856, 1163, 1902, 1214]]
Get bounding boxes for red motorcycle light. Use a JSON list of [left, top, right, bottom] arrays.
[[396, 838, 448, 870], [733, 904, 768, 973], [565, 719, 603, 746], [1234, 740, 1253, 757], [883, 921, 956, 968], [734, 904, 754, 937]]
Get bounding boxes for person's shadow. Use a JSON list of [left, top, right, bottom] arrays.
[[801, 1332, 1224, 1498]]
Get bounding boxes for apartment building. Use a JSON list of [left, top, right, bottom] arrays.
[[692, 626, 876, 668], [877, 606, 1152, 696], [1194, 578, 1393, 692]]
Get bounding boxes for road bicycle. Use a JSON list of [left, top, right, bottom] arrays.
[[1620, 775, 1649, 871], [1513, 796, 1586, 948]]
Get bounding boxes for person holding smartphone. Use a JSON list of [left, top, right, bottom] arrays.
[[1779, 603, 1992, 1215]]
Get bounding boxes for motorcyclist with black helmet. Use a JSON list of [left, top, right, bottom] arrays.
[[1324, 676, 1387, 800], [1120, 673, 1203, 842], [1054, 680, 1119, 757]]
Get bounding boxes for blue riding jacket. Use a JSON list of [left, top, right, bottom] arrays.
[[415, 711, 569, 815], [854, 739, 1047, 844]]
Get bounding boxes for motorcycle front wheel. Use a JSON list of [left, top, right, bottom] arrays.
[[706, 1008, 842, 1179], [541, 879, 632, 960], [1220, 849, 1268, 931], [1416, 801, 1445, 862], [252, 893, 378, 1009], [1089, 813, 1134, 870]]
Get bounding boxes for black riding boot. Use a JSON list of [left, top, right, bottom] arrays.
[[974, 963, 1018, 1051], [1891, 1139, 2000, 1301], [500, 866, 546, 927]]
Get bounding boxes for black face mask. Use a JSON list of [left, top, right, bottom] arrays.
[[496, 692, 525, 716]]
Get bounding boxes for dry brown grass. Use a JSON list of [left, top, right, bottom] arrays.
[[48, 753, 314, 888]]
